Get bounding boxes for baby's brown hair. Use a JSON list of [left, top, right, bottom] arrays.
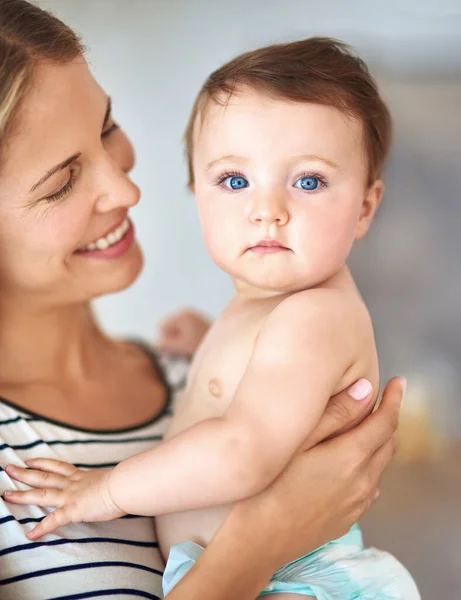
[[185, 37, 392, 187]]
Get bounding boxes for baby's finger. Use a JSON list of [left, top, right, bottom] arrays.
[[159, 313, 182, 333], [3, 486, 64, 508], [25, 458, 78, 477], [159, 323, 180, 337], [157, 338, 182, 355], [5, 465, 69, 489], [27, 508, 71, 540]]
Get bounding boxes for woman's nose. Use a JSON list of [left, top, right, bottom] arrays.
[[94, 157, 140, 213]]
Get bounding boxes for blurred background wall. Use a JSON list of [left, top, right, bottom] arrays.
[[37, 1, 461, 597]]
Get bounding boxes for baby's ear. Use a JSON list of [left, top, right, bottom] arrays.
[[354, 179, 384, 240]]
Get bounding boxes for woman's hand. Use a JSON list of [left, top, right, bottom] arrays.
[[235, 376, 404, 567], [3, 461, 125, 539], [165, 377, 404, 600], [157, 308, 211, 357]]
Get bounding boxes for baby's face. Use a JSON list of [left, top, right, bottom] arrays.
[[192, 89, 382, 295]]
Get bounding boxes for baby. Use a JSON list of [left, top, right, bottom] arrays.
[[6, 38, 419, 598]]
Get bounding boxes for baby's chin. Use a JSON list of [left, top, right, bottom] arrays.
[[233, 269, 325, 296]]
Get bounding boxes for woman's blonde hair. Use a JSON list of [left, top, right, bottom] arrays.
[[0, 0, 83, 148]]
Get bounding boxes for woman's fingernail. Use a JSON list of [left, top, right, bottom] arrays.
[[348, 379, 373, 401], [3, 490, 12, 497], [374, 489, 380, 499], [400, 377, 407, 393]]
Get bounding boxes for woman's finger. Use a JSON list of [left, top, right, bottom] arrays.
[[348, 438, 395, 511], [344, 376, 405, 459], [303, 379, 375, 450], [365, 437, 397, 490], [3, 486, 64, 508], [24, 458, 78, 477], [27, 507, 72, 540], [5, 465, 69, 489], [361, 487, 381, 517]]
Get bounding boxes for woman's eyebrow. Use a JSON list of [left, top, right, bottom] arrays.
[[29, 153, 81, 193], [29, 96, 112, 194], [102, 96, 112, 130], [29, 97, 111, 194]]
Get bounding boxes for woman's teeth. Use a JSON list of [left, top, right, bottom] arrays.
[[81, 219, 130, 251]]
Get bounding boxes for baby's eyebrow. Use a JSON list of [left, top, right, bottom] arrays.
[[290, 154, 339, 169], [205, 153, 339, 171], [205, 155, 246, 170]]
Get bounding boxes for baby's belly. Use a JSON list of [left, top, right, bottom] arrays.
[[158, 394, 235, 559], [156, 504, 232, 561]]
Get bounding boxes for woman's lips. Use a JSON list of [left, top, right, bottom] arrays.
[[75, 218, 135, 259]]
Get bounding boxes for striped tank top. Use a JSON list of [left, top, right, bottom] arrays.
[[0, 346, 188, 600]]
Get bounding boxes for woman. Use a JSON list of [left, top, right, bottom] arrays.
[[0, 1, 402, 598]]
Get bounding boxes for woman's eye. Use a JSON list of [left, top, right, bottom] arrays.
[[294, 176, 320, 191], [102, 122, 120, 139], [44, 171, 77, 203], [222, 175, 249, 190]]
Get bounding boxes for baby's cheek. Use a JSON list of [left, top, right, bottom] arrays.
[[201, 225, 226, 265], [325, 228, 357, 268], [303, 220, 354, 272]]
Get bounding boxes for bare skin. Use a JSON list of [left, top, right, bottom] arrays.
[[166, 377, 404, 599], [1, 57, 403, 598], [6, 377, 404, 599], [5, 94, 383, 546]]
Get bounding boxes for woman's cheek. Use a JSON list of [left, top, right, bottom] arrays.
[[45, 202, 92, 256]]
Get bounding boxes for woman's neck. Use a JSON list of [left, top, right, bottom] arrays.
[[0, 300, 110, 384]]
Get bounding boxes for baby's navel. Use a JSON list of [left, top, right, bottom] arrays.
[[208, 378, 223, 398]]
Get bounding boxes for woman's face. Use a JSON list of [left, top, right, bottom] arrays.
[[0, 57, 142, 308]]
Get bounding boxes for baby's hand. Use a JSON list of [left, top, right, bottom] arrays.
[[157, 308, 210, 357], [3, 459, 126, 539]]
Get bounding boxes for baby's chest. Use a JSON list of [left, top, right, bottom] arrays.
[[192, 323, 259, 405], [167, 321, 261, 435], [192, 346, 251, 407]]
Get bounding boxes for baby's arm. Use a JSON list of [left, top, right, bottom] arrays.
[[5, 289, 358, 534], [108, 289, 356, 515]]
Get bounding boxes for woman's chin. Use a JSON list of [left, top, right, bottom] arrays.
[[88, 243, 144, 299]]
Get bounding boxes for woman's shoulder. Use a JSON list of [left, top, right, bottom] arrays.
[[0, 344, 190, 487], [0, 342, 190, 598], [129, 340, 189, 410]]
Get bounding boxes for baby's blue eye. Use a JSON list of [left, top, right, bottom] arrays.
[[295, 176, 320, 191], [223, 175, 249, 190]]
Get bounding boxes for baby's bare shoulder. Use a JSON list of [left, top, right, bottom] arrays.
[[274, 284, 367, 324], [258, 285, 372, 361]]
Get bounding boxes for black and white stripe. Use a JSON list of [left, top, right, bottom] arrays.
[[0, 348, 188, 600]]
